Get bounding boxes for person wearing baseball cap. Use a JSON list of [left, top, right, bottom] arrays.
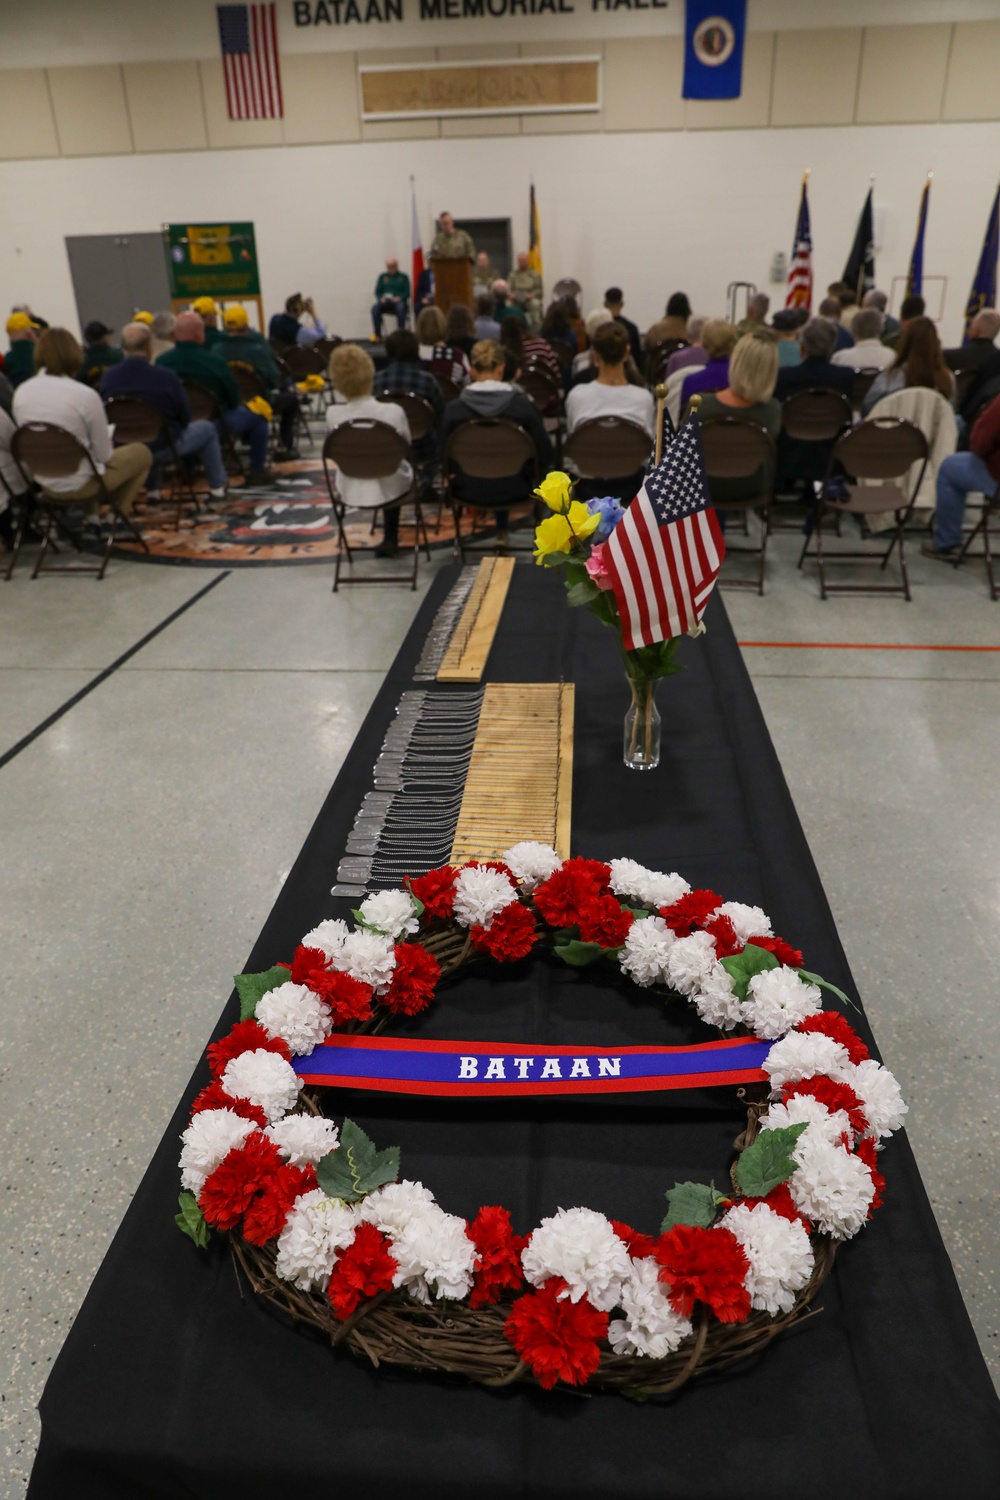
[[192, 296, 225, 349], [78, 320, 123, 387], [5, 311, 39, 388], [132, 310, 154, 326], [213, 306, 301, 458]]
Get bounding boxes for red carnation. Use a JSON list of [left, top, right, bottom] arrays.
[[741, 1181, 810, 1229], [654, 1224, 751, 1324], [287, 944, 331, 986], [796, 1010, 869, 1066], [467, 859, 516, 881], [190, 1080, 268, 1129], [855, 1138, 886, 1216], [467, 1206, 526, 1308], [198, 1131, 285, 1230], [705, 913, 743, 960], [470, 901, 538, 962], [309, 969, 374, 1025], [746, 933, 804, 969], [327, 1222, 398, 1320], [577, 895, 634, 950], [658, 889, 723, 937], [206, 1020, 290, 1081], [407, 866, 457, 919], [242, 1163, 316, 1246], [504, 1278, 608, 1390], [785, 1076, 868, 1140], [383, 942, 441, 1016], [610, 1219, 658, 1260], [533, 858, 611, 929]]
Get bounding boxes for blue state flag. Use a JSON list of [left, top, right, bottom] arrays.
[[965, 184, 1000, 337], [683, 0, 747, 100], [906, 176, 931, 297]]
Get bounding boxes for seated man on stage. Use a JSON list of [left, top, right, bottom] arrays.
[[472, 251, 499, 298], [414, 266, 435, 319], [431, 212, 475, 262], [371, 258, 410, 338], [509, 252, 543, 329]]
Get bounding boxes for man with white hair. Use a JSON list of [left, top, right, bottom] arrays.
[[831, 308, 896, 371], [665, 315, 709, 378], [944, 308, 1000, 377], [862, 289, 899, 341], [100, 322, 228, 501]]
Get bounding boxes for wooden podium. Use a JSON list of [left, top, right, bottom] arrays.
[[432, 256, 473, 316]]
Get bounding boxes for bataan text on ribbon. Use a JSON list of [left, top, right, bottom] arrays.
[[293, 1034, 770, 1097]]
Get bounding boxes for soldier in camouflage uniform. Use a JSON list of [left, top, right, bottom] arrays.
[[430, 212, 475, 262], [509, 252, 543, 330]]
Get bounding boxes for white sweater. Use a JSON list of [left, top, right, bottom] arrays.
[[13, 371, 114, 492]]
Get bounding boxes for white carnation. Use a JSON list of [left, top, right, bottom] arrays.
[[619, 915, 675, 987], [300, 918, 349, 960], [179, 1108, 255, 1196], [608, 860, 691, 911], [760, 1093, 854, 1150], [328, 928, 397, 993], [715, 901, 772, 942], [220, 1049, 302, 1124], [744, 967, 822, 1041], [722, 1203, 814, 1315], [608, 1255, 693, 1358], [666, 930, 718, 997], [358, 889, 420, 940], [763, 1031, 853, 1091], [846, 1058, 908, 1139], [521, 1207, 633, 1312], [503, 842, 563, 891], [452, 864, 517, 929], [360, 1179, 439, 1234], [256, 981, 332, 1056], [692, 962, 744, 1030], [266, 1113, 340, 1166], [274, 1188, 360, 1291], [387, 1205, 476, 1304], [788, 1134, 875, 1239]]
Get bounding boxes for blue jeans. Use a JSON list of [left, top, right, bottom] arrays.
[[148, 419, 227, 492], [933, 450, 995, 548], [372, 298, 407, 336], [221, 406, 269, 470]]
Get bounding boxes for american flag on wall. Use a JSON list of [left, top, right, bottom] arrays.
[[785, 174, 812, 310], [604, 418, 724, 649], [217, 4, 283, 120]]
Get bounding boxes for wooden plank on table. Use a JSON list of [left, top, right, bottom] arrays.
[[437, 556, 515, 684]]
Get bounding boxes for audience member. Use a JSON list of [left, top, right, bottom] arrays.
[[771, 308, 803, 368], [563, 296, 588, 354], [828, 281, 861, 326], [565, 321, 655, 438], [509, 252, 544, 328], [680, 319, 739, 408], [431, 212, 475, 261], [371, 258, 410, 338], [491, 281, 528, 327], [216, 305, 301, 457], [372, 327, 444, 468], [922, 390, 1000, 560], [944, 308, 1000, 374], [540, 300, 579, 360], [416, 306, 470, 387], [737, 293, 770, 336], [10, 303, 48, 330], [666, 316, 708, 377], [446, 304, 477, 356], [818, 297, 855, 353], [899, 294, 926, 325], [157, 311, 272, 487], [645, 292, 692, 349], [269, 293, 327, 348], [696, 331, 781, 508], [5, 313, 39, 388], [440, 338, 553, 545], [569, 309, 615, 386], [133, 311, 154, 327], [13, 327, 151, 518], [0, 398, 29, 549], [500, 317, 563, 416], [326, 343, 412, 559], [192, 297, 226, 349], [78, 321, 123, 386], [863, 289, 899, 341], [775, 317, 853, 401], [472, 251, 499, 297], [150, 311, 175, 360], [474, 295, 501, 342], [861, 316, 955, 417], [101, 322, 229, 501], [832, 308, 896, 372], [604, 287, 643, 368]]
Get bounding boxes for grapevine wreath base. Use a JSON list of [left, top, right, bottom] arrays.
[[177, 846, 906, 1399]]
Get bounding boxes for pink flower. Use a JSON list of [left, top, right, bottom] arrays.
[[585, 544, 615, 591]]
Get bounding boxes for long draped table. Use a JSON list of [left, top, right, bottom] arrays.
[[28, 565, 1000, 1499]]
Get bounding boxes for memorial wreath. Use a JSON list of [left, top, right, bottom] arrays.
[[176, 845, 906, 1398]]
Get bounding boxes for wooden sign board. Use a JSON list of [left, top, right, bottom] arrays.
[[359, 57, 601, 119]]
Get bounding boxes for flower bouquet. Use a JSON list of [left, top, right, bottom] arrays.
[[533, 471, 693, 770]]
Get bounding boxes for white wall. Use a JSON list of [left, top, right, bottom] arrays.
[[3, 118, 999, 346]]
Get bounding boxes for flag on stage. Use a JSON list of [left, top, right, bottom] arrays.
[[785, 174, 813, 310], [843, 187, 875, 303], [411, 180, 425, 305], [906, 175, 931, 297], [683, 0, 746, 101], [528, 183, 542, 277], [604, 417, 724, 650], [217, 4, 282, 120], [964, 184, 1000, 336]]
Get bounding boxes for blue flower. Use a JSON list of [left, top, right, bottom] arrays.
[[585, 495, 626, 541]]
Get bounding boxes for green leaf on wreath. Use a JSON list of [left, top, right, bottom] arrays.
[[660, 1180, 725, 1232], [316, 1118, 400, 1204], [720, 942, 780, 1002], [797, 968, 859, 1014], [552, 938, 618, 967], [234, 964, 291, 1021], [175, 1192, 210, 1249], [734, 1123, 808, 1199]]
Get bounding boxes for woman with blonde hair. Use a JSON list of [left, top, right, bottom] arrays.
[[680, 318, 740, 408], [693, 330, 781, 507], [325, 342, 412, 558], [416, 304, 470, 388]]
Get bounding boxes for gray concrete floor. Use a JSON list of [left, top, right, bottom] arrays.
[[2, 530, 998, 1494]]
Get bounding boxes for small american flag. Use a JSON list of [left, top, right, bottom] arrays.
[[218, 4, 283, 121], [786, 175, 812, 310], [605, 418, 724, 649]]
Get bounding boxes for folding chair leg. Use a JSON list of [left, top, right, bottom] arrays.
[[31, 509, 56, 579], [410, 511, 420, 592], [4, 507, 27, 581], [416, 503, 432, 561], [986, 512, 998, 600], [332, 500, 351, 592], [898, 527, 911, 601], [757, 506, 769, 595], [815, 507, 827, 600]]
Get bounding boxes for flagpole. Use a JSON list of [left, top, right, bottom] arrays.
[[654, 384, 667, 465]]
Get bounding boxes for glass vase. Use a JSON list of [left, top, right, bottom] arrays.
[[624, 676, 661, 771]]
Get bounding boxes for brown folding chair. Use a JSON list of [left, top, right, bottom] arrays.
[[322, 420, 428, 592], [699, 416, 776, 595], [104, 396, 197, 527], [548, 340, 575, 377], [953, 483, 1000, 600], [646, 338, 689, 385], [282, 346, 326, 380], [519, 360, 562, 416], [435, 374, 462, 407], [375, 391, 438, 443], [11, 422, 146, 579], [563, 415, 652, 481], [182, 380, 247, 480], [851, 368, 883, 414], [798, 416, 929, 600], [774, 386, 854, 531], [954, 366, 980, 413], [443, 418, 538, 561]]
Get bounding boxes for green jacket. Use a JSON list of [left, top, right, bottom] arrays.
[[77, 343, 123, 386], [156, 342, 240, 411], [4, 341, 36, 387], [203, 324, 226, 350], [375, 271, 410, 301], [211, 333, 281, 394]]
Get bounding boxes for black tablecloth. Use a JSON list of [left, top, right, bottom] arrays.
[[29, 567, 1000, 1499]]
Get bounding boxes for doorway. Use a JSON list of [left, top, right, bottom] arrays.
[[65, 233, 173, 338]]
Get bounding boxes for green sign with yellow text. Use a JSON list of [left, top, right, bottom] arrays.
[[162, 222, 260, 299]]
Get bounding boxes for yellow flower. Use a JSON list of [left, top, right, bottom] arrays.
[[567, 501, 601, 542], [533, 513, 574, 561], [535, 470, 574, 514]]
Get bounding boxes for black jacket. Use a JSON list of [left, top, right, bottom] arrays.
[[441, 383, 554, 506], [775, 356, 854, 403]]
